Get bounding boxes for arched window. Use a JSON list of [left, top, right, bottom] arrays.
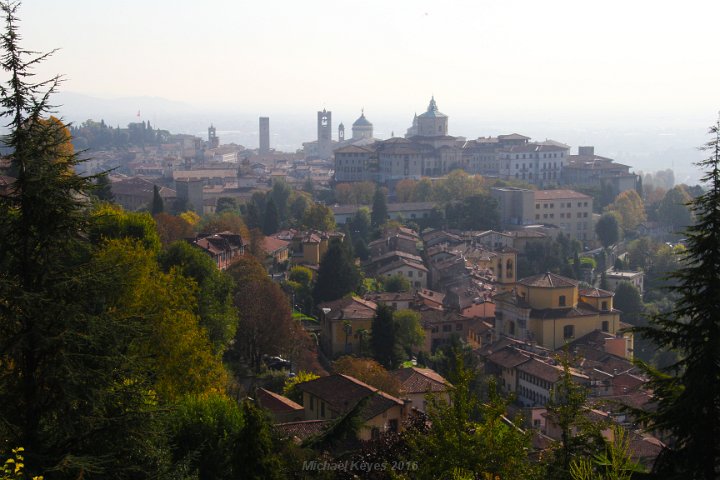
[[506, 259, 513, 279]]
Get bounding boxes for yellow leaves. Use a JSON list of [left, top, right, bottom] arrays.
[[179, 210, 201, 227], [606, 189, 646, 231], [91, 239, 228, 402], [1, 448, 43, 480]]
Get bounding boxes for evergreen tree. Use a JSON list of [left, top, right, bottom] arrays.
[[94, 172, 114, 202], [371, 187, 388, 228], [0, 4, 165, 475], [233, 401, 283, 480], [151, 184, 164, 214], [596, 212, 620, 248], [544, 354, 605, 479], [312, 239, 361, 304], [370, 304, 399, 369], [613, 282, 644, 326], [631, 120, 720, 479], [263, 197, 279, 235]]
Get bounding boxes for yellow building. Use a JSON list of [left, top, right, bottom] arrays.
[[318, 296, 377, 357], [494, 272, 626, 353]]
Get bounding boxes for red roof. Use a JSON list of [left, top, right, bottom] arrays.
[[518, 272, 578, 288], [392, 367, 451, 395], [256, 388, 304, 414]]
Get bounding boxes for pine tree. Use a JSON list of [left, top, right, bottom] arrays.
[[631, 120, 720, 479], [0, 3, 165, 475]]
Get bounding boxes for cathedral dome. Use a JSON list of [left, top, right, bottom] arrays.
[[353, 111, 372, 127], [418, 96, 447, 118]]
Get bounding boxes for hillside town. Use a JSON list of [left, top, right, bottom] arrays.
[[2, 2, 718, 476], [7, 96, 696, 476]]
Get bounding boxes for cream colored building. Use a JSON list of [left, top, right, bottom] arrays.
[[533, 190, 594, 242]]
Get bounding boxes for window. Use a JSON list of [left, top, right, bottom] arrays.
[[563, 325, 575, 339], [443, 324, 452, 332], [320, 401, 325, 417], [536, 204, 540, 209], [601, 301, 608, 310], [418, 271, 423, 277], [559, 295, 566, 307], [388, 419, 399, 433], [602, 320, 609, 332], [536, 214, 540, 220], [509, 321, 516, 336], [431, 326, 438, 333], [310, 396, 315, 411], [408, 270, 413, 277], [456, 323, 463, 331]]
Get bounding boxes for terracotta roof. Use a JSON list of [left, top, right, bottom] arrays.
[[296, 374, 404, 421], [261, 236, 289, 255], [318, 296, 377, 321], [376, 258, 429, 276], [275, 420, 329, 441], [579, 288, 614, 298], [487, 347, 531, 370], [256, 388, 303, 414], [518, 272, 578, 288], [364, 292, 415, 304], [534, 190, 591, 201], [392, 367, 451, 395], [517, 358, 566, 384]]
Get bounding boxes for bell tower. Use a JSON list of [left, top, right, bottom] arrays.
[[317, 109, 332, 159], [338, 122, 345, 143]]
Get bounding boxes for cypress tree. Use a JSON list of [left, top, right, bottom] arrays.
[[370, 304, 398, 369], [371, 187, 388, 229], [632, 119, 720, 479], [312, 239, 361, 304], [263, 197, 279, 235], [151, 184, 164, 214]]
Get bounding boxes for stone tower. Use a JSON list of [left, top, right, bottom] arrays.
[[317, 109, 332, 160], [259, 117, 270, 154], [338, 122, 345, 143], [208, 124, 219, 148]]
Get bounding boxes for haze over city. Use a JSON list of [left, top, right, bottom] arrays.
[[20, 0, 720, 183]]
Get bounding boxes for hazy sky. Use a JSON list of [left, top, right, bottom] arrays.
[[21, 0, 720, 121]]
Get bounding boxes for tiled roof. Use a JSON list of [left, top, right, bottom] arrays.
[[579, 288, 614, 298], [275, 420, 329, 441], [517, 358, 565, 384], [256, 388, 303, 414], [392, 367, 451, 394], [318, 296, 377, 321], [487, 347, 531, 369], [518, 272, 578, 288], [377, 258, 429, 276], [364, 292, 415, 304], [534, 190, 591, 201], [296, 374, 404, 421], [261, 236, 289, 255]]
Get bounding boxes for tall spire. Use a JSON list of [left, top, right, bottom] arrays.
[[428, 96, 438, 112]]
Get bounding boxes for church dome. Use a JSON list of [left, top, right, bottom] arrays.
[[418, 96, 447, 118], [353, 111, 372, 127]]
